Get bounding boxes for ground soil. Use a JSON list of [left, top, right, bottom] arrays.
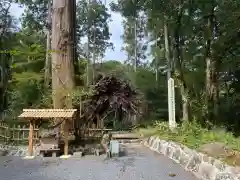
[[199, 142, 240, 166]]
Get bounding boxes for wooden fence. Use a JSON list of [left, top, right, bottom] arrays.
[[78, 128, 112, 139], [0, 122, 39, 145], [0, 121, 112, 144]]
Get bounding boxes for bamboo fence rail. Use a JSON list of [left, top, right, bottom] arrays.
[[0, 122, 39, 145], [0, 121, 112, 144]]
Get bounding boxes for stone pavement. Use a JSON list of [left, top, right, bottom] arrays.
[[0, 143, 198, 180]]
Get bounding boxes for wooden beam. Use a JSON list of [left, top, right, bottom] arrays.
[[28, 120, 34, 156], [64, 119, 69, 156]]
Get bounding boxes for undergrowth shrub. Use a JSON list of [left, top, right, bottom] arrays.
[[138, 120, 240, 151]]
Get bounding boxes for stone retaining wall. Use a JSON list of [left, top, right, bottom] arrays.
[[142, 136, 240, 180], [0, 144, 28, 156], [0, 139, 141, 157]]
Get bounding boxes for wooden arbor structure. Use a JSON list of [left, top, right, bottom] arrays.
[[18, 109, 77, 157]]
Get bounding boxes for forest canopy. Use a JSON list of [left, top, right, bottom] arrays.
[[0, 0, 240, 134]]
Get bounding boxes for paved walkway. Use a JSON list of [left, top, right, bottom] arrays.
[[0, 144, 198, 180]]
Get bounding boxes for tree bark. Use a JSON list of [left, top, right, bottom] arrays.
[[173, 3, 189, 121], [0, 3, 11, 114], [44, 0, 52, 87], [51, 0, 75, 137], [44, 30, 51, 86], [204, 4, 218, 123], [92, 26, 96, 82], [164, 17, 171, 80], [71, 0, 79, 84]]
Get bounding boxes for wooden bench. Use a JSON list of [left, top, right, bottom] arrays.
[[38, 136, 60, 157], [39, 148, 60, 157]]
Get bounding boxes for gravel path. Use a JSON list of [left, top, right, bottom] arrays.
[[0, 144, 198, 180]]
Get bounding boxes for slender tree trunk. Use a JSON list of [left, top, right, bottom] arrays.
[[134, 18, 137, 72], [205, 15, 213, 121], [155, 34, 158, 86], [164, 17, 177, 124], [173, 3, 189, 121], [92, 26, 96, 82], [155, 69, 158, 82], [44, 0, 52, 87], [164, 18, 171, 80], [205, 4, 218, 124], [51, 0, 75, 138], [44, 31, 51, 86], [86, 0, 90, 86], [132, 16, 138, 123], [181, 86, 189, 121]]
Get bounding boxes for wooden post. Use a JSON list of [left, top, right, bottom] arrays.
[[97, 114, 99, 128], [28, 120, 34, 156], [64, 119, 69, 156], [17, 125, 21, 145], [101, 118, 104, 128]]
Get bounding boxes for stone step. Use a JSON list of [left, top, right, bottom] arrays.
[[112, 133, 142, 139], [118, 139, 142, 144]]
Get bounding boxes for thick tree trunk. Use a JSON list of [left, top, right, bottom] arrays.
[[0, 53, 10, 113], [0, 4, 11, 115], [51, 0, 75, 138]]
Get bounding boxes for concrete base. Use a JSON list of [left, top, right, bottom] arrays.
[[22, 156, 35, 159], [60, 155, 71, 159]]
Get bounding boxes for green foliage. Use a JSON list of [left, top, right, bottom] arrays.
[[138, 120, 240, 152], [18, 0, 49, 31], [6, 72, 45, 118], [76, 0, 113, 58], [1, 0, 240, 143]]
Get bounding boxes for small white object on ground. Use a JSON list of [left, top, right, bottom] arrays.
[[22, 156, 35, 159], [60, 155, 71, 159]]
